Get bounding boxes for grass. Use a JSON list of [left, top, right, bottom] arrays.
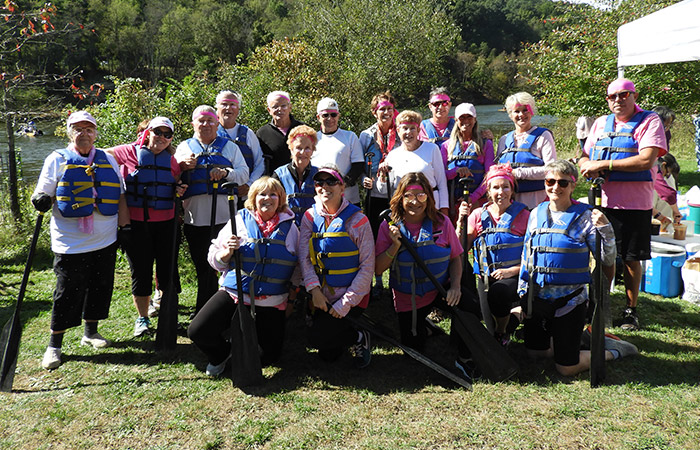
[[2, 117, 700, 449]]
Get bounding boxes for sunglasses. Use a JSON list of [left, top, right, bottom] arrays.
[[403, 192, 428, 202], [151, 128, 173, 139], [606, 91, 632, 101], [544, 178, 572, 188], [321, 112, 339, 118], [314, 178, 340, 188], [430, 101, 449, 108]]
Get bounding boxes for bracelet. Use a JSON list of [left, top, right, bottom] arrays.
[[385, 250, 396, 260], [609, 159, 613, 171], [654, 212, 662, 219]]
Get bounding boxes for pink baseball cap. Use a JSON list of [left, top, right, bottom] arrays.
[[607, 78, 636, 95], [313, 167, 344, 184]]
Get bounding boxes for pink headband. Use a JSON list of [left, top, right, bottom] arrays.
[[485, 163, 515, 187], [375, 100, 395, 111], [193, 111, 218, 121], [514, 103, 534, 115], [273, 94, 290, 102], [406, 185, 424, 191], [430, 94, 450, 104], [219, 98, 239, 105], [398, 121, 420, 128]]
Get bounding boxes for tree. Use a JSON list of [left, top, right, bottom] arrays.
[[519, 0, 700, 116]]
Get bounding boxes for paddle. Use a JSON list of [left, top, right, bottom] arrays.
[[379, 209, 518, 382], [155, 195, 181, 351], [589, 177, 606, 387], [222, 182, 264, 387], [1, 212, 44, 392], [363, 151, 374, 219]]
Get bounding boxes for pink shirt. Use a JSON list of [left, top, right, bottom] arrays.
[[583, 110, 667, 210], [375, 216, 463, 313], [112, 143, 182, 222], [419, 119, 451, 142]]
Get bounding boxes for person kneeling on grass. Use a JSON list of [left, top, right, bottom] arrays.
[[518, 159, 638, 376], [188, 177, 300, 377], [298, 165, 374, 368]]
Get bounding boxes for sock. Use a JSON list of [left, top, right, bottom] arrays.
[[85, 321, 98, 336], [49, 333, 64, 349], [609, 349, 621, 359]]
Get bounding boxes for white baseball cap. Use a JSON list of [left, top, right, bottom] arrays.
[[148, 116, 174, 131], [317, 97, 339, 114], [67, 111, 97, 127], [454, 103, 477, 119]]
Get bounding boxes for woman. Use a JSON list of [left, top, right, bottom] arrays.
[[375, 173, 463, 356], [518, 160, 637, 376], [496, 92, 557, 210], [188, 177, 299, 376], [175, 105, 250, 315], [377, 111, 449, 215], [418, 87, 454, 146], [443, 102, 494, 210], [458, 164, 528, 346], [272, 125, 319, 226], [360, 91, 402, 234], [113, 117, 186, 337], [298, 164, 374, 368], [31, 111, 128, 370]]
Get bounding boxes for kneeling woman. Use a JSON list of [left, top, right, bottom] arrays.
[[459, 164, 529, 346], [518, 160, 637, 376], [375, 172, 463, 351], [188, 177, 299, 376], [298, 165, 374, 368]]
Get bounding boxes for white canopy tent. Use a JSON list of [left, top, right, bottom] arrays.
[[617, 0, 700, 74]]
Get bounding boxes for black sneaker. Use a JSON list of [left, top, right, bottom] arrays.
[[620, 308, 639, 331], [351, 330, 372, 368], [454, 357, 481, 382]]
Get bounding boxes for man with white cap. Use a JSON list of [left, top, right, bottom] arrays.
[[578, 78, 668, 331], [215, 90, 264, 198], [256, 91, 305, 174], [31, 111, 129, 369], [311, 97, 365, 205]]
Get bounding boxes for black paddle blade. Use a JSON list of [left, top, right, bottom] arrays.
[[155, 290, 178, 351], [230, 304, 264, 387], [0, 313, 21, 392], [590, 302, 606, 387], [450, 308, 518, 382]]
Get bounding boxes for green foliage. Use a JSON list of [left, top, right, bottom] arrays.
[[520, 0, 700, 116]]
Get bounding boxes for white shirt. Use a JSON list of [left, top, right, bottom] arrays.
[[312, 128, 364, 204], [175, 137, 250, 226], [34, 148, 124, 254], [220, 123, 264, 187]]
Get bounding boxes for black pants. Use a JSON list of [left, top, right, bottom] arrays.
[[124, 219, 180, 297], [188, 290, 286, 366], [482, 276, 520, 318], [184, 223, 225, 313], [307, 306, 364, 361], [51, 242, 118, 331]]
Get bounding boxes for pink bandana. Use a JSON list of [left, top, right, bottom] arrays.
[[485, 163, 515, 188], [253, 210, 279, 238], [429, 94, 450, 104]]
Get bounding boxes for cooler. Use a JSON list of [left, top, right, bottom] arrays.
[[640, 242, 686, 298]]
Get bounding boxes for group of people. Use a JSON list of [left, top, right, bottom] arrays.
[[31, 77, 670, 382]]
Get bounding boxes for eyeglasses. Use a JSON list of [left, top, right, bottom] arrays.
[[430, 101, 449, 108], [606, 91, 632, 101], [321, 112, 339, 119], [314, 178, 340, 188], [403, 192, 428, 202], [152, 129, 173, 139], [544, 178, 572, 188]]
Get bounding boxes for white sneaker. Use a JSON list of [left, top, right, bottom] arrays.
[[81, 332, 111, 349], [205, 355, 231, 377], [133, 317, 152, 337], [148, 298, 160, 318], [42, 347, 62, 370]]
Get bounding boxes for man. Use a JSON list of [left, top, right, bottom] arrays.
[[310, 97, 365, 205], [31, 111, 130, 369], [215, 90, 264, 198], [418, 87, 454, 146], [579, 78, 667, 331], [256, 91, 305, 174]]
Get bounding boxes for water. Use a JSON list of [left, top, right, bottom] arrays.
[[0, 106, 559, 183]]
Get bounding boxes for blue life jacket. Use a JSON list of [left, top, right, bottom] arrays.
[[389, 218, 451, 296], [421, 118, 455, 146], [590, 111, 653, 182], [274, 164, 318, 226], [473, 201, 527, 277], [125, 146, 176, 210], [498, 127, 549, 193], [309, 203, 362, 289], [217, 124, 255, 173], [55, 148, 121, 217], [221, 209, 297, 297], [524, 202, 591, 287], [181, 136, 232, 198], [447, 140, 486, 195]]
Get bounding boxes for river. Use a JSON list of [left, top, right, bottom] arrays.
[[0, 105, 557, 183]]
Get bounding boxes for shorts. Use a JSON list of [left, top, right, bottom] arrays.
[[602, 208, 651, 261], [524, 301, 587, 367]]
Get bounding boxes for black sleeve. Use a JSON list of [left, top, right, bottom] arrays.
[[345, 161, 365, 186]]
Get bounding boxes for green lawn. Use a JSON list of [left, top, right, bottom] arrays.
[[1, 116, 699, 449]]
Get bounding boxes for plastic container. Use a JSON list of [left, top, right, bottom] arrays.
[[682, 220, 695, 236], [674, 223, 687, 240], [688, 205, 700, 234], [640, 242, 686, 297]]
